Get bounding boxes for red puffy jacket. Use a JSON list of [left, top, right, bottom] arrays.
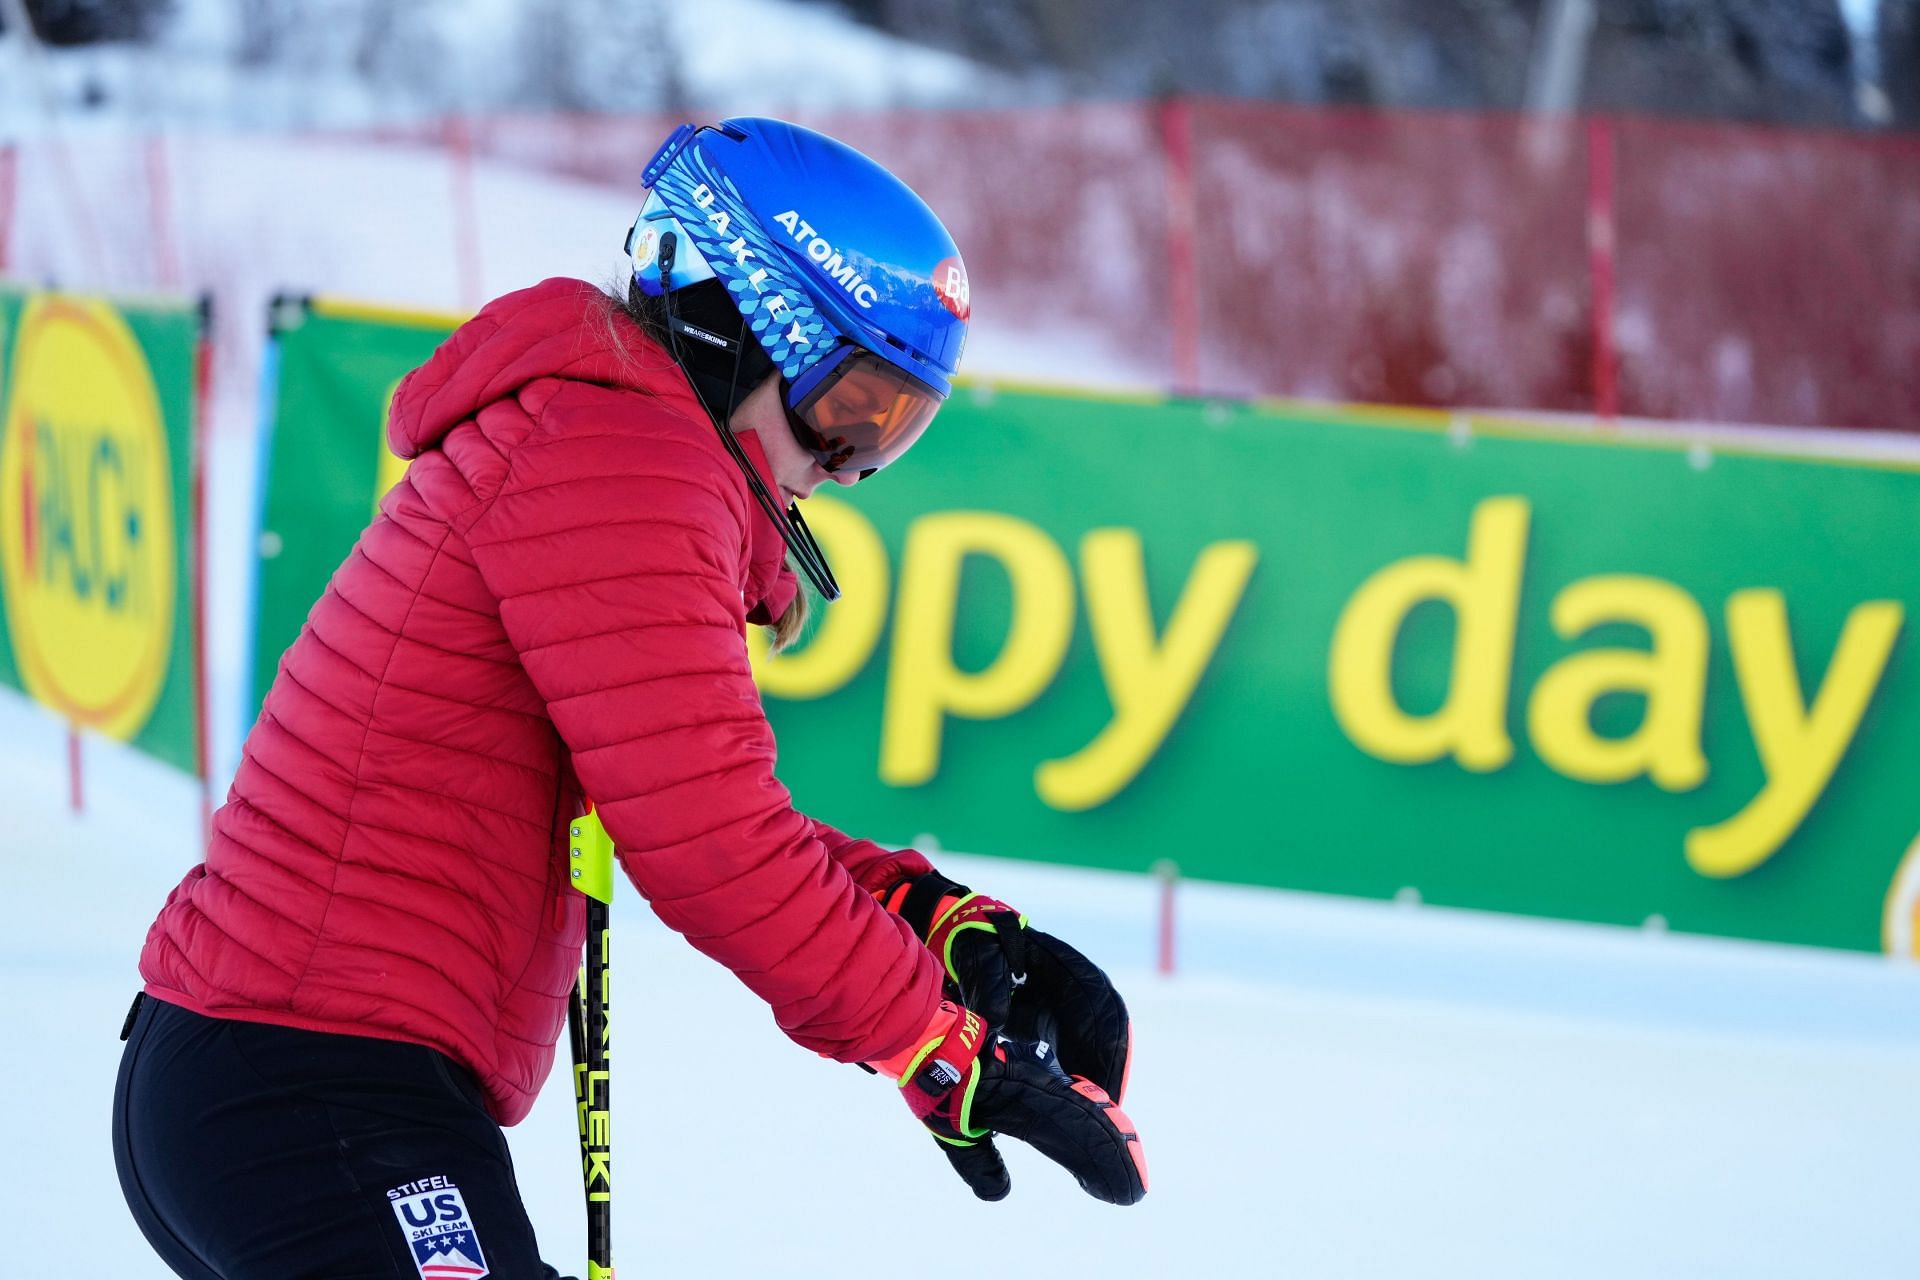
[[141, 278, 942, 1124]]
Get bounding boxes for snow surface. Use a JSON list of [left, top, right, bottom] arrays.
[[6, 690, 1920, 1278]]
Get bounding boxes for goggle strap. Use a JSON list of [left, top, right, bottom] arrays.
[[641, 123, 699, 190], [669, 314, 744, 356]]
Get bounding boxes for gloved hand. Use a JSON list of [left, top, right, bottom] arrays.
[[872, 1000, 1148, 1205], [879, 872, 1132, 1102]]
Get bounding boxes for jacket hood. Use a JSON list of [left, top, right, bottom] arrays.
[[389, 277, 704, 459], [389, 277, 800, 624]]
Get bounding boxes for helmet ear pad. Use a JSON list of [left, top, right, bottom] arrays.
[[648, 277, 778, 416]]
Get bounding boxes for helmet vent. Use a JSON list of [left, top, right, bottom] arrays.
[[883, 332, 934, 365]]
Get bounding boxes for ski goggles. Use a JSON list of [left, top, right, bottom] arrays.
[[783, 342, 945, 479]]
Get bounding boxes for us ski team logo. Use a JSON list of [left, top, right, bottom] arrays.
[[388, 1177, 489, 1279]]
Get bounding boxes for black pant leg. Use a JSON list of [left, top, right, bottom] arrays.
[[115, 994, 224, 1280], [113, 995, 561, 1280]]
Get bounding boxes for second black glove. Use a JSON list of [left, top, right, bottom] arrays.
[[880, 871, 1133, 1103]]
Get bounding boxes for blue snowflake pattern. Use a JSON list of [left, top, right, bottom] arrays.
[[652, 149, 839, 381]]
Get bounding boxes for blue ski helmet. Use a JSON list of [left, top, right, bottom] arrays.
[[626, 118, 970, 478]]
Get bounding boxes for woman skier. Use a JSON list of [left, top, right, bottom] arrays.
[[114, 117, 1146, 1280]]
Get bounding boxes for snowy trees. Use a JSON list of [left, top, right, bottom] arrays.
[[9, 0, 172, 46]]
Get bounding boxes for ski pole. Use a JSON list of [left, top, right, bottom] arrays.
[[568, 804, 615, 1280]]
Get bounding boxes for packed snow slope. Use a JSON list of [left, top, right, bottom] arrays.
[[5, 691, 1920, 1278]]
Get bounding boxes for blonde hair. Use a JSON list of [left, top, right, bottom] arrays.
[[599, 281, 814, 655], [769, 590, 811, 653], [595, 277, 665, 370]]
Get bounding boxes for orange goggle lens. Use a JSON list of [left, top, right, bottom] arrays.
[[787, 350, 943, 477]]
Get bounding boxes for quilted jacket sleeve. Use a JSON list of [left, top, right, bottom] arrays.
[[811, 820, 933, 895], [462, 397, 942, 1064]]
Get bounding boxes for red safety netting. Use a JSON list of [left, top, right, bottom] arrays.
[[10, 102, 1917, 433], [400, 106, 1179, 389], [439, 103, 1920, 431], [1610, 118, 1920, 431], [1181, 101, 1595, 413], [0, 143, 15, 275]]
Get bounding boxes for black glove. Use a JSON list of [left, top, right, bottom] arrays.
[[879, 871, 1132, 1103], [877, 1001, 1148, 1205]]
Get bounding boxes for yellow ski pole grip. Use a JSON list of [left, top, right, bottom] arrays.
[[569, 805, 616, 905]]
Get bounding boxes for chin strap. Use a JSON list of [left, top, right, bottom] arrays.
[[658, 231, 841, 602]]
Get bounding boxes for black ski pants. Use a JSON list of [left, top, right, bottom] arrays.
[[113, 992, 574, 1280]]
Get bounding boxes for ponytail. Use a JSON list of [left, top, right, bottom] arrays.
[[768, 589, 810, 654]]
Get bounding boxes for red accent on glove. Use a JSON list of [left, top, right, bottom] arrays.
[[1071, 1077, 1150, 1193], [867, 1000, 988, 1121], [924, 895, 1015, 974]]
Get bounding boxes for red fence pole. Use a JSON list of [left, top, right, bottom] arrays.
[[193, 296, 215, 850], [145, 132, 182, 289], [446, 116, 484, 314], [1152, 858, 1179, 976], [1586, 116, 1619, 425], [1159, 98, 1202, 396], [0, 143, 15, 274]]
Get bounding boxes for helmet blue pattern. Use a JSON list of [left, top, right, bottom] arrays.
[[631, 118, 969, 397]]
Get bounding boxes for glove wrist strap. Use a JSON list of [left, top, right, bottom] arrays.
[[867, 1000, 980, 1079], [879, 871, 969, 937], [933, 898, 1021, 979], [880, 873, 1027, 986], [867, 1000, 989, 1127]]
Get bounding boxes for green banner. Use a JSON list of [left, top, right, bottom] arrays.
[[0, 285, 203, 775], [248, 300, 1920, 954], [759, 392, 1920, 956], [251, 296, 460, 717]]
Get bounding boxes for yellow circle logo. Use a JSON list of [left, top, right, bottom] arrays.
[[1883, 833, 1920, 958], [0, 296, 175, 739]]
